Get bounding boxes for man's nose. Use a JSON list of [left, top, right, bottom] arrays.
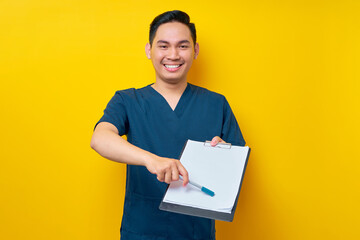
[[167, 47, 180, 60]]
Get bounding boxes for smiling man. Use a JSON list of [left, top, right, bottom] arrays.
[[91, 10, 245, 240], [146, 21, 198, 92]]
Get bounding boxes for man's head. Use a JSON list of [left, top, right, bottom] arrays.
[[149, 10, 196, 47], [145, 10, 199, 85]]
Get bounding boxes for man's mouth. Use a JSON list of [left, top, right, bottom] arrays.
[[164, 64, 183, 71]]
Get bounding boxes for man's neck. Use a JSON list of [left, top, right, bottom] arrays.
[[151, 79, 188, 110], [152, 80, 187, 96]]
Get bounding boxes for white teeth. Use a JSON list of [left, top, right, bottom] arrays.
[[165, 64, 180, 68]]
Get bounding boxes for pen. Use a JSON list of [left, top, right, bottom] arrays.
[[179, 176, 215, 197]]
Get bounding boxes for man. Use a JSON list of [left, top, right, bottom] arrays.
[[91, 10, 245, 240]]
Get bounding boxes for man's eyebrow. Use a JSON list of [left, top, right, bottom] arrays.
[[178, 40, 191, 44], [156, 40, 169, 44]]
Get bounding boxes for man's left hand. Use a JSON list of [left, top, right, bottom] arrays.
[[210, 136, 226, 147]]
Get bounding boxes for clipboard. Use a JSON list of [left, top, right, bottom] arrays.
[[159, 139, 251, 222]]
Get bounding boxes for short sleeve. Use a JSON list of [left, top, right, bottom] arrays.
[[95, 91, 129, 136], [221, 97, 246, 146]]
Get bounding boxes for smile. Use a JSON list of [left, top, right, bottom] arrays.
[[164, 64, 183, 72], [164, 64, 182, 68]]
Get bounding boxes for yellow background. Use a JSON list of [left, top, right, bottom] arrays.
[[1, 0, 359, 239]]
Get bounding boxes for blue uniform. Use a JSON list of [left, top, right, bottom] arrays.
[[97, 83, 245, 240]]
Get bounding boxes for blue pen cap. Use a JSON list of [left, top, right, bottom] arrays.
[[201, 187, 215, 197]]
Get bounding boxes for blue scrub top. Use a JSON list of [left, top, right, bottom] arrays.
[[97, 83, 245, 240]]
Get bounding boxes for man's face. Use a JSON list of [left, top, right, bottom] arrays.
[[145, 22, 199, 85]]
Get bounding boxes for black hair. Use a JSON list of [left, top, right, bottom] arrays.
[[149, 10, 196, 46]]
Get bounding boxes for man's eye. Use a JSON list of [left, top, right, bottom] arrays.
[[159, 45, 167, 49], [180, 45, 189, 49]]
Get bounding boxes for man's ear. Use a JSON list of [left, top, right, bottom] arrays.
[[194, 43, 199, 59], [145, 43, 151, 59]]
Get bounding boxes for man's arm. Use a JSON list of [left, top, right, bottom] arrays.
[[90, 122, 189, 185]]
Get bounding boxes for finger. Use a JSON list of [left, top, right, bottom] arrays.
[[171, 164, 179, 182], [157, 170, 165, 182], [177, 162, 189, 186], [210, 136, 226, 146], [164, 170, 172, 184]]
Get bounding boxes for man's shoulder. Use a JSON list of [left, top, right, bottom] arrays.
[[113, 85, 151, 98], [188, 83, 226, 101]]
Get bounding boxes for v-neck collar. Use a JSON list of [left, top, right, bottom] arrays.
[[147, 83, 191, 118]]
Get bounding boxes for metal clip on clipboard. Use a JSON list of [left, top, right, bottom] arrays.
[[204, 140, 232, 149]]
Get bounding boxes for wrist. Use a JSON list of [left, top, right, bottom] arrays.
[[142, 151, 157, 168]]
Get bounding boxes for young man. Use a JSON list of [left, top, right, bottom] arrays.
[[91, 10, 245, 240]]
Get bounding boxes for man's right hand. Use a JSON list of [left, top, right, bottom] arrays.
[[145, 156, 189, 186]]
